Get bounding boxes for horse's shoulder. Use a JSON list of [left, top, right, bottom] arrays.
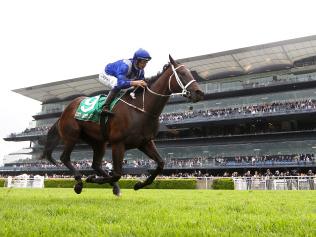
[[66, 96, 87, 110], [74, 96, 87, 103]]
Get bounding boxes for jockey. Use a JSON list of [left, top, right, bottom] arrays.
[[98, 48, 151, 115]]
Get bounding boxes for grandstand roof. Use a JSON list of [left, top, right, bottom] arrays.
[[13, 35, 316, 103], [13, 74, 103, 103], [178, 35, 316, 80]]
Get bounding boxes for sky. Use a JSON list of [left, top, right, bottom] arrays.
[[1, 0, 316, 165]]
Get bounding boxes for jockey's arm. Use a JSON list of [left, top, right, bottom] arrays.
[[116, 74, 147, 89], [115, 63, 147, 89], [131, 80, 147, 88], [131, 70, 146, 87]]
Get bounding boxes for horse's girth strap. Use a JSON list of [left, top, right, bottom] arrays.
[[100, 112, 107, 140]]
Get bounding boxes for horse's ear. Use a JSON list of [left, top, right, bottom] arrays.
[[169, 54, 176, 65]]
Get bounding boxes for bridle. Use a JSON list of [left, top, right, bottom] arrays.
[[169, 64, 196, 96], [146, 63, 196, 97], [119, 62, 196, 115]]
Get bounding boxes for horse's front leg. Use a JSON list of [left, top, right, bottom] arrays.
[[134, 140, 164, 190], [89, 163, 121, 196], [86, 142, 121, 196], [87, 142, 125, 184]]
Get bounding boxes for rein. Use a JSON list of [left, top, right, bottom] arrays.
[[119, 89, 160, 118], [119, 63, 195, 116]]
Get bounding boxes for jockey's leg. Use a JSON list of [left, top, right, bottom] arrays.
[[134, 140, 165, 190], [101, 89, 120, 116]]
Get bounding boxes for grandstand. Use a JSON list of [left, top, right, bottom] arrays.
[[2, 35, 316, 177]]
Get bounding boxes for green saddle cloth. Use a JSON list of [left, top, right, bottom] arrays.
[[74, 94, 123, 123]]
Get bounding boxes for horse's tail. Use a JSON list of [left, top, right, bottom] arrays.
[[39, 119, 61, 165]]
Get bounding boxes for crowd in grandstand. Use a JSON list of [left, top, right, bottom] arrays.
[[215, 153, 315, 166], [3, 153, 314, 171], [0, 167, 314, 179], [3, 99, 315, 187], [159, 99, 316, 123], [7, 99, 316, 137], [124, 154, 315, 168], [9, 126, 50, 137], [4, 160, 113, 170], [1, 157, 314, 190]]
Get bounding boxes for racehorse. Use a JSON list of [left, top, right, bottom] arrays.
[[41, 55, 204, 196]]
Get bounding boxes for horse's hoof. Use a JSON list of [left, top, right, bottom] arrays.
[[112, 183, 121, 197], [74, 183, 83, 194], [86, 175, 96, 183], [134, 182, 143, 190]]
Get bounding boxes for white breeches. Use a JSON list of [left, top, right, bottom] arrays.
[[98, 71, 118, 89]]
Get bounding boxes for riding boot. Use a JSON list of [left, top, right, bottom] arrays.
[[101, 90, 119, 116]]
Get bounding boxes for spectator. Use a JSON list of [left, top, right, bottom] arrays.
[[245, 170, 252, 190], [285, 171, 292, 190], [265, 169, 273, 190], [307, 170, 315, 190]]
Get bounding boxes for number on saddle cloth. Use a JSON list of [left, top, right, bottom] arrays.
[[74, 93, 123, 123]]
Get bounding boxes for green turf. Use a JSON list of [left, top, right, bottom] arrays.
[[0, 188, 315, 237]]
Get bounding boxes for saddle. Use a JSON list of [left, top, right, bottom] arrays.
[[75, 93, 122, 118]]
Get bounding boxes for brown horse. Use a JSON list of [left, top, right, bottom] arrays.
[[41, 55, 204, 195]]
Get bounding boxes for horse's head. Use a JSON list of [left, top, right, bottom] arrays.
[[168, 55, 204, 102]]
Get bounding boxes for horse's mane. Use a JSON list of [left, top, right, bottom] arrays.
[[145, 63, 170, 87], [127, 63, 170, 95]]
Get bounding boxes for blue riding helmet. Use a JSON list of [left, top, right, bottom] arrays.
[[133, 48, 151, 61]]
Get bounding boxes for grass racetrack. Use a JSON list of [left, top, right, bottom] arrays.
[[0, 188, 315, 237]]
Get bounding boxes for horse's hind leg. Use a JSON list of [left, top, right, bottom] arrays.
[[134, 140, 165, 190], [88, 142, 121, 196], [40, 121, 60, 165], [60, 142, 83, 194]]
